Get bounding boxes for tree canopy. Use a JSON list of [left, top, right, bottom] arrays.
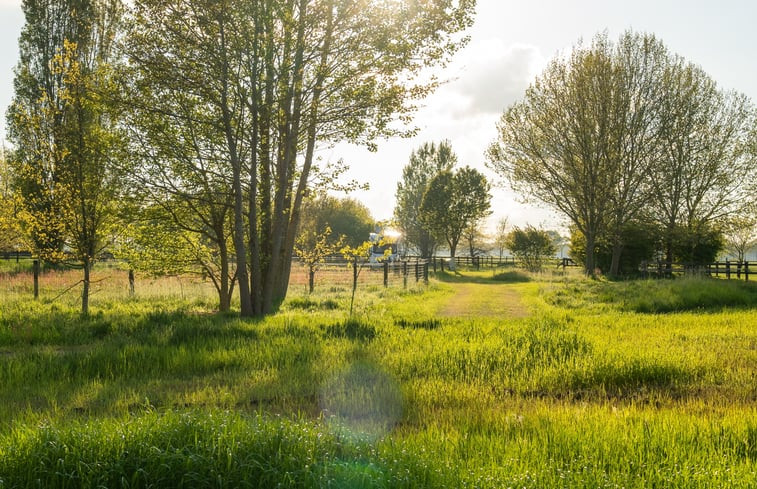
[[125, 0, 475, 316], [298, 194, 374, 249], [394, 140, 456, 258], [420, 166, 491, 258], [488, 30, 756, 276], [7, 0, 125, 314]]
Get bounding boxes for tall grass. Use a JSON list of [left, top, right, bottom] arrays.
[[1, 270, 757, 486]]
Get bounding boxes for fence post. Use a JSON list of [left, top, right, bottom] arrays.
[[440, 258, 444, 273], [403, 261, 408, 289], [383, 261, 388, 288], [745, 261, 750, 282], [424, 262, 429, 283], [128, 269, 135, 296], [415, 262, 420, 282], [433, 257, 437, 273], [737, 261, 742, 279], [33, 259, 40, 299], [726, 259, 731, 280]]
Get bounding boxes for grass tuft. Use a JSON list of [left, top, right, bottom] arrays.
[[394, 318, 442, 330], [492, 270, 532, 283], [286, 297, 341, 311], [325, 319, 377, 341]]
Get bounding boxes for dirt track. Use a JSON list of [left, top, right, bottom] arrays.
[[439, 282, 529, 319]]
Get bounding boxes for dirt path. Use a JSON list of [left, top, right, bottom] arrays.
[[439, 282, 529, 319]]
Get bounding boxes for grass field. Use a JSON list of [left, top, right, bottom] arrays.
[[1, 263, 757, 487]]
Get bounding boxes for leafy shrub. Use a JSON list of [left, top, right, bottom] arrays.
[[507, 226, 555, 272]]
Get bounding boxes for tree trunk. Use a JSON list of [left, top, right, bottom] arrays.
[[218, 17, 253, 317], [82, 256, 90, 315], [585, 233, 596, 276], [609, 241, 623, 277], [309, 268, 315, 294], [218, 240, 231, 313]]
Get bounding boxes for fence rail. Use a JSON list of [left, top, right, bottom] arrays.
[[422, 255, 578, 271], [641, 260, 752, 281], [291, 258, 429, 292]]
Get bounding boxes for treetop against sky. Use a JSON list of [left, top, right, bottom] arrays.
[[1, 0, 755, 230]]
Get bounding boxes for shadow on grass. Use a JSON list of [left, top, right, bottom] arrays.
[[0, 307, 265, 348], [0, 307, 331, 420], [569, 359, 698, 400], [324, 318, 377, 341], [547, 276, 757, 314]]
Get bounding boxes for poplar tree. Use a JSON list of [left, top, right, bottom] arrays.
[[8, 0, 124, 314]]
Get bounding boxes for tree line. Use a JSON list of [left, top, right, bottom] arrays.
[[3, 0, 475, 315], [487, 31, 757, 276]]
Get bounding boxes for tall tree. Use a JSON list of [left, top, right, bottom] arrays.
[[126, 0, 475, 316], [604, 32, 667, 276], [650, 59, 755, 265], [488, 30, 756, 275], [487, 35, 617, 275], [420, 166, 491, 258], [394, 141, 456, 257], [8, 0, 124, 314]]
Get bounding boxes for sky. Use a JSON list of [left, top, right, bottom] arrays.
[[2, 0, 757, 233]]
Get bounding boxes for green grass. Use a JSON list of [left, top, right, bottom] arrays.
[[1, 268, 757, 487], [547, 275, 757, 313]]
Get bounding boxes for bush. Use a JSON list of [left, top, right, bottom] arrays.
[[570, 221, 659, 276], [506, 225, 555, 272], [670, 224, 723, 265]]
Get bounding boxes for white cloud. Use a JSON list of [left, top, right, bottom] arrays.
[[429, 40, 545, 117], [323, 41, 556, 227]]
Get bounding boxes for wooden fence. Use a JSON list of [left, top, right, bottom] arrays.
[[640, 260, 752, 281], [424, 255, 578, 271], [290, 258, 429, 291]]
